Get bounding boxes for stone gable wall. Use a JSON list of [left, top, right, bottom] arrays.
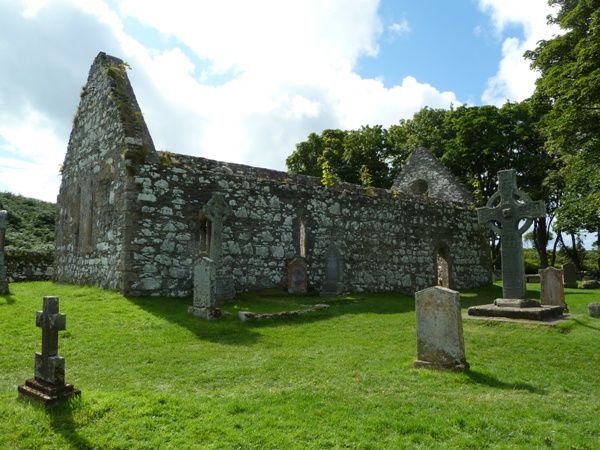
[[54, 53, 153, 290]]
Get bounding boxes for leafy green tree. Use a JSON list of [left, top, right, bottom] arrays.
[[342, 125, 393, 187], [525, 0, 600, 269]]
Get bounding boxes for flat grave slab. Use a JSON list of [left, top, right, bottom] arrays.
[[463, 312, 581, 326]]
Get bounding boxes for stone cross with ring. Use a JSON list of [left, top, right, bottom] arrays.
[[477, 169, 546, 300]]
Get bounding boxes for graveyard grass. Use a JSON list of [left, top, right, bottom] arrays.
[[1, 282, 599, 449]]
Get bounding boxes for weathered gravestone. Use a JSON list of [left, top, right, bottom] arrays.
[[468, 170, 563, 320], [562, 263, 578, 289], [539, 267, 568, 312], [203, 193, 235, 301], [582, 279, 599, 289], [414, 286, 469, 371], [188, 257, 222, 320], [0, 206, 8, 295], [18, 296, 80, 405], [588, 302, 600, 317], [320, 241, 344, 296], [287, 256, 308, 294]]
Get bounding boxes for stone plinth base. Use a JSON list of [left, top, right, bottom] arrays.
[[493, 298, 541, 308], [188, 306, 222, 321], [588, 303, 600, 317], [414, 360, 470, 372], [18, 378, 80, 406], [468, 300, 564, 321]]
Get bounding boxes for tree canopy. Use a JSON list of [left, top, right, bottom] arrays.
[[525, 0, 600, 240]]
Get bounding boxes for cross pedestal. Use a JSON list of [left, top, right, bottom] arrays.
[[468, 170, 563, 321], [18, 296, 80, 406]]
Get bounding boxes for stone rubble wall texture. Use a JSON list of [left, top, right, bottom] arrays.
[[393, 147, 474, 204], [54, 52, 492, 297], [6, 251, 54, 282]]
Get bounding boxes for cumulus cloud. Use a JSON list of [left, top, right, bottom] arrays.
[[476, 0, 560, 105], [2, 0, 553, 202]]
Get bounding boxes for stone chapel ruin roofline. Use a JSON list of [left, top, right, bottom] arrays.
[[54, 52, 491, 297], [71, 53, 475, 208]]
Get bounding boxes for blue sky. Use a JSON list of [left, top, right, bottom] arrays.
[[0, 0, 558, 203]]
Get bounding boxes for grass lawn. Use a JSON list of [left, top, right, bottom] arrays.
[[1, 281, 599, 449]]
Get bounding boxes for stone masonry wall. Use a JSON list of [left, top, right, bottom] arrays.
[[6, 250, 54, 283], [121, 154, 490, 297], [54, 52, 156, 290]]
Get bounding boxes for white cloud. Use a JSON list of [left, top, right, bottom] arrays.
[[388, 19, 411, 38], [477, 0, 561, 105], [0, 0, 466, 201], [0, 108, 63, 202]]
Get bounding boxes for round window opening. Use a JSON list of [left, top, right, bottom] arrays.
[[411, 179, 429, 196]]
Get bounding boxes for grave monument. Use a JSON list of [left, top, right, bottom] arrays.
[[287, 257, 308, 294], [562, 263, 578, 289], [539, 266, 568, 312], [468, 169, 564, 320], [188, 257, 222, 320], [18, 296, 80, 405], [414, 286, 469, 371], [320, 241, 344, 296], [203, 193, 235, 301], [0, 205, 8, 294]]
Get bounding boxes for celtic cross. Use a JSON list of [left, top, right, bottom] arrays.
[[477, 170, 545, 299]]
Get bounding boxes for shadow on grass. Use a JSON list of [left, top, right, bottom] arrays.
[[458, 284, 503, 308], [45, 398, 94, 450], [572, 317, 600, 331], [0, 293, 16, 305], [126, 291, 416, 346], [466, 370, 546, 394]]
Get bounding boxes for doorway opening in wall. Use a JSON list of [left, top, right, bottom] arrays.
[[437, 244, 451, 288]]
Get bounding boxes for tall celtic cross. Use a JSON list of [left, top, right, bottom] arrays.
[[35, 296, 67, 385], [477, 170, 546, 299]]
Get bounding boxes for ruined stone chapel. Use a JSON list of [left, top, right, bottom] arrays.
[[54, 52, 491, 299]]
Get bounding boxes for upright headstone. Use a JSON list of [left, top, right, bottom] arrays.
[[193, 257, 216, 308], [539, 267, 568, 312], [0, 206, 8, 294], [18, 296, 80, 406], [203, 193, 235, 301], [562, 263, 578, 288], [476, 169, 546, 300], [188, 257, 221, 320], [414, 286, 469, 371], [320, 241, 344, 296], [287, 257, 308, 294]]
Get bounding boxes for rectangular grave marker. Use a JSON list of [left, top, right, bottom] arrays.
[[562, 263, 578, 288], [414, 286, 469, 371], [0, 207, 8, 294], [188, 257, 222, 320], [539, 267, 568, 312], [193, 257, 216, 308]]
